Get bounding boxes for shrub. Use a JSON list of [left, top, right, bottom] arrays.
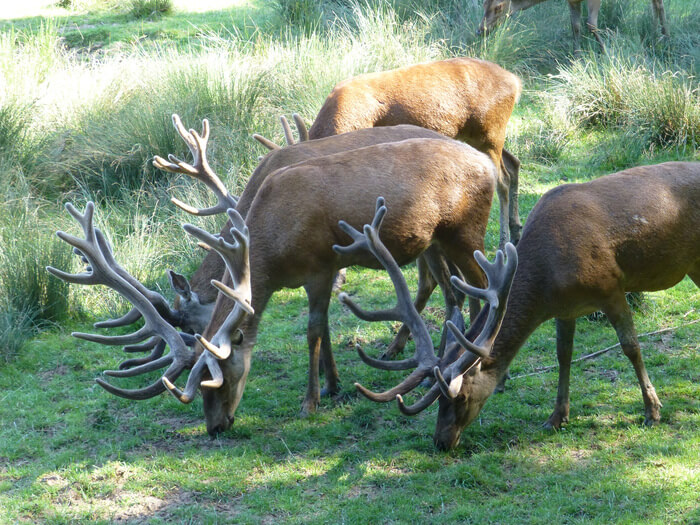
[[129, 0, 173, 20]]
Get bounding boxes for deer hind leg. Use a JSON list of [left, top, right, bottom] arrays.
[[496, 174, 511, 250], [604, 296, 662, 425], [302, 275, 336, 416], [543, 318, 577, 429], [501, 149, 522, 246], [585, 0, 605, 52]]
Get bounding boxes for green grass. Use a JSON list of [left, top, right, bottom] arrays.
[[0, 0, 699, 522]]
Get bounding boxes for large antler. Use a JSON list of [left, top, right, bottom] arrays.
[[153, 114, 238, 216], [334, 197, 517, 415], [162, 208, 254, 403], [47, 203, 252, 403], [333, 198, 441, 402]]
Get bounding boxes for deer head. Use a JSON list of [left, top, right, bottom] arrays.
[[479, 0, 513, 36], [335, 198, 517, 450]]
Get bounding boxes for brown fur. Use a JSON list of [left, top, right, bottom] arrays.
[[199, 138, 497, 435], [433, 161, 699, 450], [308, 57, 523, 247]]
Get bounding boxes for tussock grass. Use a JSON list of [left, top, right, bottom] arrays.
[[545, 50, 699, 151]]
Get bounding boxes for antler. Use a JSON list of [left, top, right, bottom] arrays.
[[46, 202, 198, 399], [252, 114, 309, 151], [47, 203, 253, 404], [397, 244, 517, 415], [153, 114, 238, 216], [162, 208, 254, 403], [334, 197, 517, 415], [333, 198, 440, 402]]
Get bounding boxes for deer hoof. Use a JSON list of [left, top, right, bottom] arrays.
[[300, 400, 319, 417]]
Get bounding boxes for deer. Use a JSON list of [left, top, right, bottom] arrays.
[[346, 161, 699, 450], [98, 116, 458, 344], [50, 117, 500, 437], [159, 116, 469, 360], [307, 56, 523, 250], [479, 0, 669, 54]]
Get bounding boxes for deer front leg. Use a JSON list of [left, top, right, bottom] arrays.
[[544, 318, 576, 429], [604, 298, 662, 425], [568, 0, 583, 54], [585, 0, 605, 53], [302, 276, 335, 415]]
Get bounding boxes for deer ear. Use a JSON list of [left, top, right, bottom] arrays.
[[168, 270, 192, 301]]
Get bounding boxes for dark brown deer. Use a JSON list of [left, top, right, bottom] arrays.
[[350, 161, 699, 450], [158, 116, 467, 358], [307, 57, 523, 248], [100, 116, 455, 338], [479, 0, 669, 53]]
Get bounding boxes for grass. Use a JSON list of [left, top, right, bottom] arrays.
[[0, 0, 699, 522]]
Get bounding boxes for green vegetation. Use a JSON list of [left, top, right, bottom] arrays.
[[0, 0, 698, 522]]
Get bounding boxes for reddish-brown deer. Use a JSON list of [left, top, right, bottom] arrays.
[[161, 117, 467, 358], [349, 161, 699, 450], [53, 117, 500, 437], [307, 57, 523, 248], [479, 0, 669, 53]]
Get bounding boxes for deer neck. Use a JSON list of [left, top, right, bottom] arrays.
[[480, 258, 551, 386]]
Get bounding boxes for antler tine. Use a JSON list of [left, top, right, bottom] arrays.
[[280, 115, 295, 146], [292, 114, 309, 142], [174, 207, 253, 365], [335, 197, 440, 399], [47, 202, 198, 400], [435, 243, 518, 399], [153, 114, 238, 217], [333, 197, 387, 256], [252, 133, 281, 151]]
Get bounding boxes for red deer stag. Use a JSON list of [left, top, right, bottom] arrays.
[[350, 161, 699, 450], [156, 116, 468, 360], [53, 118, 499, 436], [479, 0, 669, 53], [307, 57, 523, 248]]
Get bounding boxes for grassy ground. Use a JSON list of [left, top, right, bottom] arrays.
[[1, 0, 699, 523]]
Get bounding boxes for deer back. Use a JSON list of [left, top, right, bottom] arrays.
[[308, 57, 521, 161]]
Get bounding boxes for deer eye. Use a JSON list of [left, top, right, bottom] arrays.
[[494, 4, 504, 13]]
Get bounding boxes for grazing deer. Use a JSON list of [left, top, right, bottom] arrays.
[[161, 117, 466, 357], [52, 117, 499, 436], [479, 0, 669, 53], [101, 117, 456, 339], [307, 57, 523, 249], [350, 161, 699, 450]]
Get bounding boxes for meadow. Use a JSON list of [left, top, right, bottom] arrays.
[[0, 0, 699, 522]]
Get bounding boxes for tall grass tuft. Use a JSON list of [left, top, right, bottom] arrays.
[[544, 51, 699, 152]]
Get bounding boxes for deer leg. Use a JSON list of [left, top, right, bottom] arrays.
[[604, 298, 662, 426], [319, 320, 340, 397], [651, 0, 669, 37], [586, 0, 605, 53], [544, 318, 577, 429], [568, 1, 583, 54], [302, 276, 335, 416], [501, 149, 522, 246], [496, 177, 511, 250], [381, 253, 437, 360]]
